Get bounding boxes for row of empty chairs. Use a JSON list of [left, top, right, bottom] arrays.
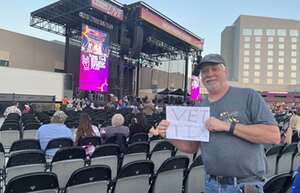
[[266, 143, 300, 178], [4, 155, 204, 193]]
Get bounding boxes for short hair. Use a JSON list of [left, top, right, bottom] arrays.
[[51, 111, 68, 123], [111, 113, 124, 127]]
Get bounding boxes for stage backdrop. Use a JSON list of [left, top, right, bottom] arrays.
[[191, 75, 201, 101], [80, 24, 110, 92]]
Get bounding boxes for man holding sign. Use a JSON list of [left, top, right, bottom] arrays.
[[158, 54, 280, 193]]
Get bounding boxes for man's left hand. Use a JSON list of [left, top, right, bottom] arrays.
[[205, 117, 230, 132]]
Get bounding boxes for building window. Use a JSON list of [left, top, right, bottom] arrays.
[[254, 71, 260, 77], [267, 71, 273, 77], [244, 64, 249, 69], [267, 58, 273, 63], [267, 79, 273, 84], [290, 79, 297, 85], [278, 65, 284, 71], [278, 51, 284, 57], [277, 29, 287, 36], [244, 57, 250, 63], [255, 50, 260, 56], [243, 78, 249, 83], [268, 44, 274, 49], [278, 72, 284, 78], [254, 64, 260, 70], [244, 50, 250, 56], [291, 65, 297, 71], [255, 37, 261, 42], [244, 43, 250, 49], [243, 29, 252, 36], [254, 78, 260, 84], [268, 50, 273, 56], [244, 37, 251, 42], [267, 65, 273, 70], [254, 29, 263, 36], [278, 79, 284, 84], [255, 44, 261, 49], [266, 29, 275, 36], [292, 44, 297, 50], [290, 29, 299, 37], [292, 51, 297, 57], [279, 58, 284, 63], [243, 71, 249, 77], [0, 60, 9, 67], [255, 57, 260, 63], [291, 58, 297, 63], [268, 37, 274, 42], [291, 37, 298, 43], [291, 72, 297, 78], [278, 44, 285, 49], [278, 37, 285, 42]]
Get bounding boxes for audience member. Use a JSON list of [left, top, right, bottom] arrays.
[[102, 113, 129, 139], [37, 111, 72, 157], [3, 101, 21, 118]]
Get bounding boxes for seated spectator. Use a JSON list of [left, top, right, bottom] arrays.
[[291, 166, 300, 193], [129, 112, 151, 136], [37, 111, 73, 157], [102, 113, 129, 139], [22, 103, 32, 114], [143, 97, 155, 116], [3, 101, 21, 118], [290, 112, 300, 137], [75, 113, 100, 156]]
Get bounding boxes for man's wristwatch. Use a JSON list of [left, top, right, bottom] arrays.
[[229, 122, 236, 135]]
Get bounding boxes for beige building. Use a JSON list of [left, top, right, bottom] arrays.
[[221, 15, 300, 92]]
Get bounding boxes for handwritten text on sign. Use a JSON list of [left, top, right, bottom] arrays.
[[166, 106, 210, 141]]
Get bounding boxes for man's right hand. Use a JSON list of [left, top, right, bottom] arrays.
[[157, 120, 170, 138]]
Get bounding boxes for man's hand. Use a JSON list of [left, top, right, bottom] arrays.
[[157, 120, 170, 138], [205, 117, 230, 132]]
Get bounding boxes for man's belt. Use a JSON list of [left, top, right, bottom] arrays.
[[208, 174, 262, 185]]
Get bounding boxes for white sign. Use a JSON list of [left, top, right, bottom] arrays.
[[166, 106, 210, 141]]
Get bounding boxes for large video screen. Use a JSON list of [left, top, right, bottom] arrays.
[[191, 75, 201, 101], [80, 24, 110, 92]]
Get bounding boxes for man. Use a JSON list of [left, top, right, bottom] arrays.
[[158, 54, 280, 193], [38, 111, 73, 157], [3, 101, 21, 118]]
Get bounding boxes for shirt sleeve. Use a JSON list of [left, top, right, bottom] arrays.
[[247, 89, 277, 125]]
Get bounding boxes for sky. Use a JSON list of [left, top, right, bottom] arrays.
[[1, 0, 300, 55]]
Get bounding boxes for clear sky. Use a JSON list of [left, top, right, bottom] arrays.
[[1, 0, 300, 55]]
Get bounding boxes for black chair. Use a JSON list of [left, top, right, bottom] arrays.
[[150, 156, 189, 193], [128, 132, 149, 144], [51, 146, 86, 189], [4, 172, 58, 193], [9, 139, 41, 154], [44, 137, 74, 157], [184, 155, 205, 193], [65, 165, 111, 193], [265, 144, 285, 177], [150, 140, 175, 172], [112, 160, 154, 193], [263, 173, 293, 193], [78, 136, 102, 147], [6, 150, 46, 183], [122, 142, 149, 167], [105, 134, 127, 153], [90, 144, 121, 179]]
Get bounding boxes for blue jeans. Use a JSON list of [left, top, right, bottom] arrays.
[[204, 175, 264, 193]]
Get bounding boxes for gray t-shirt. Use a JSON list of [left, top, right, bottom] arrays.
[[198, 86, 276, 177]]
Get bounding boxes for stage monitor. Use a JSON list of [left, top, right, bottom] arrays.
[[80, 24, 110, 92], [191, 75, 201, 101]]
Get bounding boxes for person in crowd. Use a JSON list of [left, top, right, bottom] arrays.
[[291, 166, 300, 193], [143, 96, 155, 116], [3, 101, 21, 118], [75, 112, 100, 156], [37, 111, 73, 157], [101, 113, 129, 139], [157, 54, 280, 193], [129, 111, 151, 135], [290, 111, 300, 138], [22, 103, 32, 114]]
